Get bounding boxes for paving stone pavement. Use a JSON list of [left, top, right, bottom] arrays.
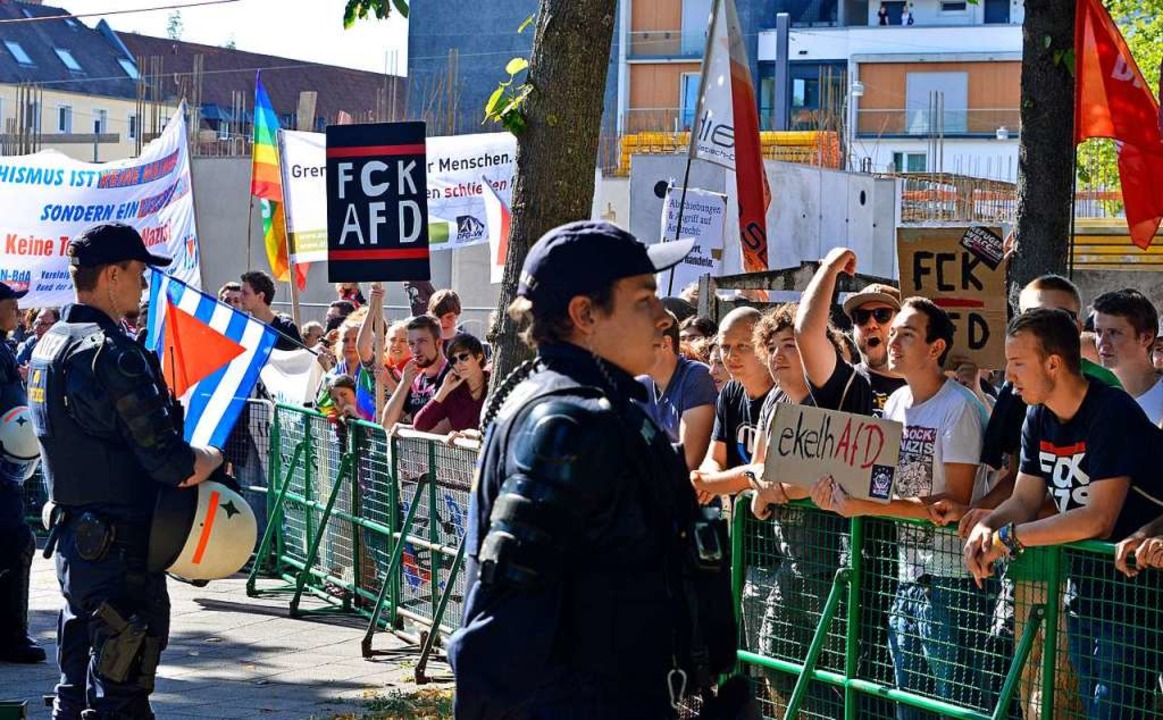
[[0, 555, 453, 719]]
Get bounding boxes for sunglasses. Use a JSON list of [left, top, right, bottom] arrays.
[[850, 307, 894, 326], [450, 352, 474, 364]]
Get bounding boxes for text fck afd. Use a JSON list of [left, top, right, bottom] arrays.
[[335, 158, 424, 246]]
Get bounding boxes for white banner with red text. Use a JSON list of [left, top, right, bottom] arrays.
[[0, 106, 201, 307]]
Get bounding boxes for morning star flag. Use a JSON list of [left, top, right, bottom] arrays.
[[252, 73, 308, 288], [688, 0, 771, 273], [146, 271, 279, 448]]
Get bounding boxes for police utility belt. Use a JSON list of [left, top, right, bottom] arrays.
[[43, 505, 151, 564]]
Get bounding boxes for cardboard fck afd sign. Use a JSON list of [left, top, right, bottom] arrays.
[[326, 121, 430, 282]]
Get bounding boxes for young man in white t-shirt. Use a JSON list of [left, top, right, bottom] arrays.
[[813, 296, 994, 718], [1092, 288, 1163, 424]]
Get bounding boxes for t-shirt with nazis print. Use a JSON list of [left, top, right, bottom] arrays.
[[1019, 380, 1163, 613]]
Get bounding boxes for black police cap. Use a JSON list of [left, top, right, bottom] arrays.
[[67, 223, 172, 269], [517, 221, 693, 316], [0, 282, 27, 302]]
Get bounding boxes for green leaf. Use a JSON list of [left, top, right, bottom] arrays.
[[485, 86, 505, 117], [1043, 34, 1052, 50], [392, 0, 410, 18], [505, 57, 529, 75], [1062, 48, 1076, 76], [517, 14, 535, 33]]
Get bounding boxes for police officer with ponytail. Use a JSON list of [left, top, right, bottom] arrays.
[[28, 224, 225, 720], [449, 221, 749, 719]]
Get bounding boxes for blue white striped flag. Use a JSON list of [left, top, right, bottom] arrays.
[[145, 270, 279, 448]]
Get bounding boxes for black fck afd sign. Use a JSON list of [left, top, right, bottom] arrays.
[[326, 121, 430, 282]]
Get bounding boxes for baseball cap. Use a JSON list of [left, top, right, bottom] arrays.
[[0, 282, 27, 302], [842, 283, 902, 316], [66, 223, 172, 268], [517, 221, 693, 316]]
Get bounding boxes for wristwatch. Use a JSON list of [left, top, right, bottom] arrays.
[[742, 469, 759, 487], [995, 522, 1025, 558]]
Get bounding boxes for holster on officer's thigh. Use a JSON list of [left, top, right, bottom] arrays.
[[93, 602, 148, 685]]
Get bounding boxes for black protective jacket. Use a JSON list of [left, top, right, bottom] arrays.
[[449, 343, 734, 719]]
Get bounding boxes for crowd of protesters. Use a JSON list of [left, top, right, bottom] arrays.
[[8, 244, 1163, 719]]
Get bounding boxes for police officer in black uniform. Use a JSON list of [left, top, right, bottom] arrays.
[[27, 224, 225, 720], [449, 221, 742, 719], [0, 280, 46, 664]]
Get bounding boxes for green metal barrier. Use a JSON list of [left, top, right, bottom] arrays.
[[732, 495, 1163, 720], [245, 404, 475, 682]]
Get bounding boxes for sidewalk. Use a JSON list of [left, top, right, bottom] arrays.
[[0, 555, 452, 719]]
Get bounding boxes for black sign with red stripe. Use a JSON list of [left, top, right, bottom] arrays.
[[326, 121, 430, 282]]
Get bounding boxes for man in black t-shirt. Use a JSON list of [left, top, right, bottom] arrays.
[[796, 248, 905, 417], [965, 309, 1163, 718], [691, 307, 773, 499], [795, 248, 905, 720]]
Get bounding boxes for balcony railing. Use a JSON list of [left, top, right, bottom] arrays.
[[857, 108, 1020, 138], [627, 30, 706, 59], [623, 107, 695, 134]]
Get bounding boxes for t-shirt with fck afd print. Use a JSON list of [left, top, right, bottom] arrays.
[[1019, 380, 1163, 615], [1019, 380, 1161, 542]]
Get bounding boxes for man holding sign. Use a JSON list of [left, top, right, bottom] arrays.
[[813, 297, 998, 719]]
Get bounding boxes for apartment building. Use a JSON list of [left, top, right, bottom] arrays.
[[758, 0, 1023, 179], [0, 2, 166, 161]]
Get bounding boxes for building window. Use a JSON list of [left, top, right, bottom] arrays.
[[23, 101, 40, 131], [940, 1, 968, 11], [680, 0, 713, 55], [893, 152, 927, 172], [5, 41, 33, 66], [905, 71, 968, 135], [128, 114, 138, 140], [118, 58, 139, 79], [54, 48, 82, 72], [679, 72, 701, 131], [93, 109, 108, 134], [57, 106, 72, 134]]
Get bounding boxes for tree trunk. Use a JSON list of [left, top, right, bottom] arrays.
[[487, 0, 618, 387], [1011, 0, 1076, 305]]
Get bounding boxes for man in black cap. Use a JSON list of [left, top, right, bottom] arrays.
[[27, 223, 224, 720], [0, 280, 46, 664], [448, 221, 742, 719]]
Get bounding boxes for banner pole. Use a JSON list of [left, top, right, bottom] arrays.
[[373, 286, 387, 422], [671, 0, 721, 298], [668, 170, 693, 297]]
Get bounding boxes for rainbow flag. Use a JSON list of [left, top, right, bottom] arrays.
[[251, 73, 307, 288]]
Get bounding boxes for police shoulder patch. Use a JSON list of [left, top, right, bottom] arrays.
[[109, 340, 148, 379]]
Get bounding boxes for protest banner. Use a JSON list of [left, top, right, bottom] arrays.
[[326, 121, 430, 282], [426, 132, 516, 249], [762, 404, 902, 503], [0, 107, 200, 307], [278, 129, 329, 264], [282, 131, 514, 256], [897, 225, 1008, 368], [658, 186, 726, 293]]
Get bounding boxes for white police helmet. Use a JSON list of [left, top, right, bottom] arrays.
[[149, 480, 258, 581], [0, 406, 39, 463]]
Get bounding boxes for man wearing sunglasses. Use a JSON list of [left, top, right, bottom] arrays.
[[796, 248, 905, 418], [795, 247, 907, 720]]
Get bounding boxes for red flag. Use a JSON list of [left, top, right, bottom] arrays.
[[162, 300, 245, 398], [1075, 0, 1163, 248], [481, 175, 511, 284]]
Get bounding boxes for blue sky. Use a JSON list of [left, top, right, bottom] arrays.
[[87, 0, 409, 75]]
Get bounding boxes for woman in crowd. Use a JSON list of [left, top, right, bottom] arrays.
[[413, 333, 489, 433], [707, 341, 731, 392], [317, 318, 377, 422]]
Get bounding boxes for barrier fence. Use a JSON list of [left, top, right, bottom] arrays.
[[244, 403, 477, 683], [733, 497, 1163, 720], [21, 400, 1163, 715]]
